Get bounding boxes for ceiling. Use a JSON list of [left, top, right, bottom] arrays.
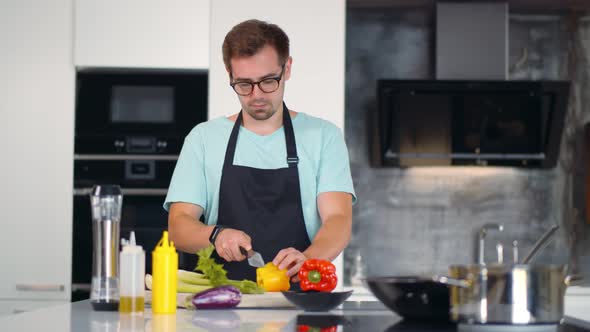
[[347, 0, 590, 12]]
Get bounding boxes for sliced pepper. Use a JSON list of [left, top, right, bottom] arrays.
[[256, 263, 290, 292], [298, 259, 337, 292]]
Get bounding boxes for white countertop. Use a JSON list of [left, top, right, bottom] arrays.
[[0, 299, 393, 332], [0, 289, 588, 331], [0, 284, 379, 332], [565, 286, 590, 324]]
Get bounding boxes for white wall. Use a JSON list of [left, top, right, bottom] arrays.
[[0, 0, 74, 300], [209, 1, 346, 130]]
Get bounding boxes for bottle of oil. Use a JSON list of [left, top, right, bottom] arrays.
[[151, 231, 178, 314], [119, 231, 145, 314]]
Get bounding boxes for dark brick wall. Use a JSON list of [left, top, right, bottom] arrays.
[[343, 8, 590, 285]]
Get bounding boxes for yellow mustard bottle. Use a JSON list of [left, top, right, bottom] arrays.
[[151, 231, 178, 314]]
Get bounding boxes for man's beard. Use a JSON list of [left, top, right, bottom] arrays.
[[244, 100, 277, 121]]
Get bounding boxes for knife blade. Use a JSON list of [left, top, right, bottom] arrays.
[[239, 247, 265, 268]]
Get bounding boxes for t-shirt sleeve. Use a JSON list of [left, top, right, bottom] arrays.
[[316, 125, 357, 204], [163, 130, 208, 212]]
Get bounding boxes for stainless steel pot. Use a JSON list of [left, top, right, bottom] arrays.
[[436, 263, 575, 324]]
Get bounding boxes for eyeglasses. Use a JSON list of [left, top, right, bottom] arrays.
[[230, 65, 285, 96]]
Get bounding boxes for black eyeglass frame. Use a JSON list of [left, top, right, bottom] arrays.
[[230, 65, 285, 96]]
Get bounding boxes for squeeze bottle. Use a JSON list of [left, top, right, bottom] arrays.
[[152, 231, 178, 314], [119, 231, 145, 314]]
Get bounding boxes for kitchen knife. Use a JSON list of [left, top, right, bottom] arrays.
[[239, 247, 265, 268]]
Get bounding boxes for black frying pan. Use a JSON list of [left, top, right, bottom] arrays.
[[365, 276, 451, 322]]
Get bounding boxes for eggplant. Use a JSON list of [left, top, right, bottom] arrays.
[[191, 285, 242, 309]]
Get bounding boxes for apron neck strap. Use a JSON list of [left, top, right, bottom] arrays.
[[281, 102, 299, 168], [224, 102, 299, 168]]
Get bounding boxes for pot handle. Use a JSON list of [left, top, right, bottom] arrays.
[[432, 275, 471, 288], [565, 274, 584, 286]]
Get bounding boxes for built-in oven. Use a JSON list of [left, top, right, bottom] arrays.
[[71, 70, 207, 301], [75, 70, 207, 155]]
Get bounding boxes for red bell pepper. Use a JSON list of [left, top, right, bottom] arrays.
[[297, 325, 337, 332], [298, 259, 337, 292]]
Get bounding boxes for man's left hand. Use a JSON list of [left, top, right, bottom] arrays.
[[272, 247, 308, 279]]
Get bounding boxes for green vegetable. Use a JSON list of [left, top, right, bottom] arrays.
[[145, 274, 153, 289], [195, 245, 264, 294], [178, 280, 212, 293], [225, 279, 264, 294], [196, 245, 228, 285], [178, 270, 211, 286], [145, 272, 212, 293], [144, 245, 264, 297]]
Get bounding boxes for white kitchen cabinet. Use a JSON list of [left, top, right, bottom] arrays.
[[209, 1, 347, 285], [0, 301, 67, 317], [75, 0, 210, 69], [0, 1, 74, 301]]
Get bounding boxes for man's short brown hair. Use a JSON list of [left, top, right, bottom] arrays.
[[222, 19, 290, 75]]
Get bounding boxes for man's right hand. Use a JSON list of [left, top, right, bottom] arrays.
[[214, 228, 252, 262]]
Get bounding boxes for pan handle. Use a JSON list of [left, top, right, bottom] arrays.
[[432, 275, 471, 288], [565, 274, 584, 286]]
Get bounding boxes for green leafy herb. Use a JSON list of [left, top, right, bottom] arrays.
[[196, 245, 228, 285], [194, 245, 264, 294], [226, 279, 264, 294]]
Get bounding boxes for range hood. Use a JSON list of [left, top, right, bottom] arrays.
[[371, 2, 570, 168]]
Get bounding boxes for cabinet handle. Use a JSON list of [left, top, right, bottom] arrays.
[[15, 284, 65, 292], [72, 283, 91, 292], [74, 187, 168, 196], [74, 154, 178, 161]]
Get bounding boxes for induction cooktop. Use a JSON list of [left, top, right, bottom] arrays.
[[295, 313, 590, 332]]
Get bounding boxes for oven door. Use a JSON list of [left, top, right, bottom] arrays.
[[71, 191, 198, 301], [75, 71, 207, 155], [74, 158, 176, 189], [75, 71, 207, 137]]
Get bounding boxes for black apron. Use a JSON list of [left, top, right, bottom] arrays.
[[212, 102, 311, 282]]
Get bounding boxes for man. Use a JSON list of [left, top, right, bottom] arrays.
[[164, 19, 356, 283]]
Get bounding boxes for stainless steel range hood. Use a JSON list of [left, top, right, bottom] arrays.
[[371, 2, 570, 168], [436, 2, 508, 80]]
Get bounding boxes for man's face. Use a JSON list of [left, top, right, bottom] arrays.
[[229, 45, 291, 121]]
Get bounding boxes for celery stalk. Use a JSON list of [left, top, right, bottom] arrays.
[[177, 270, 211, 285], [145, 274, 153, 290], [177, 281, 212, 294], [146, 272, 212, 294]]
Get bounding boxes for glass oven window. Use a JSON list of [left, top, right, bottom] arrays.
[[110, 85, 174, 123]]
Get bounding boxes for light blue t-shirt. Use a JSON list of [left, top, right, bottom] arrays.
[[163, 112, 356, 240]]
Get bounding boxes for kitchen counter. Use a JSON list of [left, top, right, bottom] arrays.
[[0, 294, 589, 332], [0, 300, 397, 331]]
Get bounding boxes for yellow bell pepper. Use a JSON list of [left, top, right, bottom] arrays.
[[256, 263, 290, 292]]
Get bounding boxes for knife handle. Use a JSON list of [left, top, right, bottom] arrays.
[[239, 246, 250, 258]]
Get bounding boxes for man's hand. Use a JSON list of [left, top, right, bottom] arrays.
[[214, 228, 252, 262], [273, 247, 308, 279]]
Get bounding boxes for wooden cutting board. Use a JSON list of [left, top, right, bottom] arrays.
[[145, 290, 295, 309]]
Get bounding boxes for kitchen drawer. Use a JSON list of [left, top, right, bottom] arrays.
[[0, 300, 67, 317]]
